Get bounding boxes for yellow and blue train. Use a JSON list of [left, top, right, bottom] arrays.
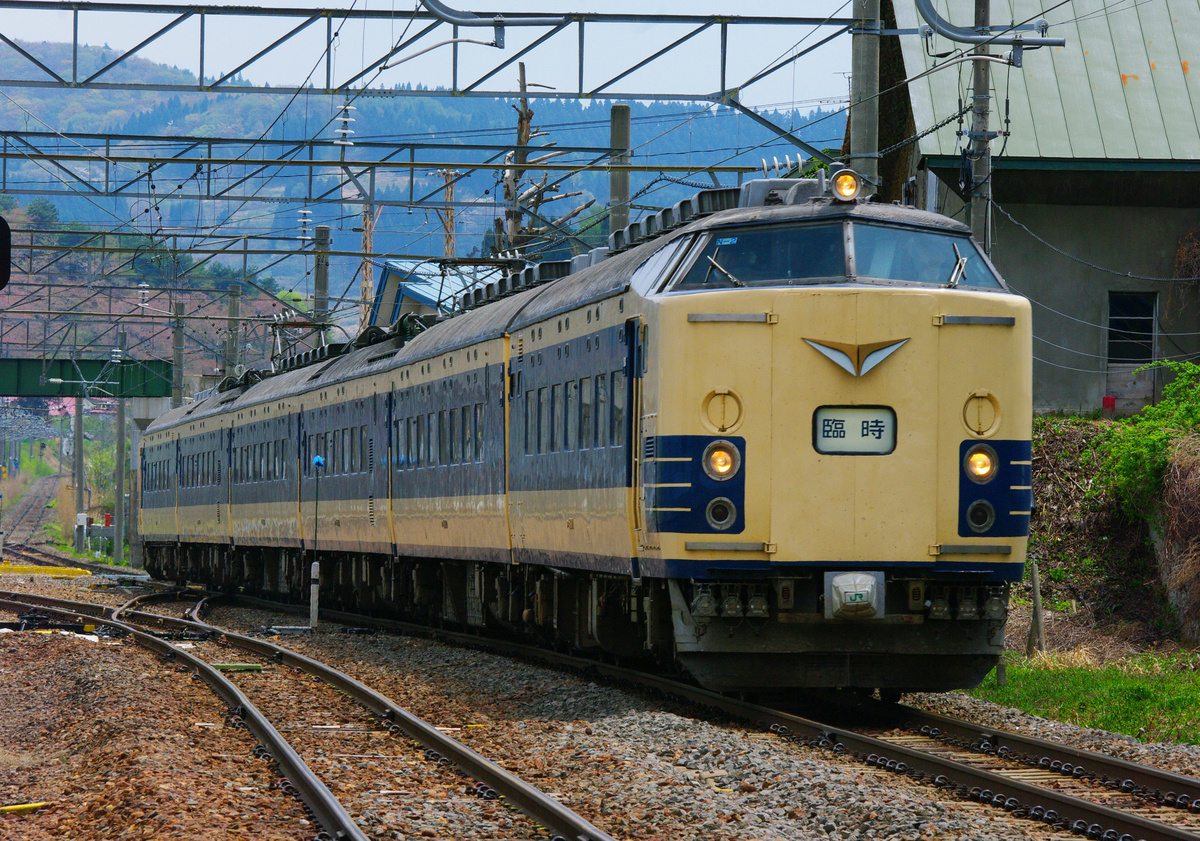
[[140, 168, 1031, 693]]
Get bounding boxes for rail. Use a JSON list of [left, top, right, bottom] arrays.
[[0, 590, 618, 841]]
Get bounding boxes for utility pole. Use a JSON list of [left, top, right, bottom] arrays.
[[113, 331, 126, 567], [224, 284, 241, 376], [849, 0, 881, 196], [503, 62, 533, 252], [172, 303, 184, 408], [436, 169, 459, 260], [314, 224, 331, 343], [360, 205, 376, 332], [969, 0, 992, 252], [73, 395, 84, 553], [609, 104, 631, 234]]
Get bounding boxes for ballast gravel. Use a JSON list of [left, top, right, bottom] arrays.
[[906, 690, 1200, 780], [0, 610, 310, 840], [204, 603, 1049, 841], [8, 574, 1198, 840]]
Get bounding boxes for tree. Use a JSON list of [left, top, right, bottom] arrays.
[[26, 197, 60, 224]]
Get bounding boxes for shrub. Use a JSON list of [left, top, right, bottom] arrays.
[[1094, 361, 1200, 518]]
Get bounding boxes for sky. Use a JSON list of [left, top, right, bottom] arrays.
[[0, 1, 855, 109]]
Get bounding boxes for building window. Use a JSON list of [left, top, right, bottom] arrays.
[[1108, 292, 1156, 363]]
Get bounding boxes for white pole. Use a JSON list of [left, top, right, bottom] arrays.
[[309, 561, 320, 628]]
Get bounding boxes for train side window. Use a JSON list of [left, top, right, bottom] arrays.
[[630, 237, 688, 296], [428, 412, 438, 466], [524, 390, 535, 455], [551, 384, 563, 452], [351, 428, 359, 472], [449, 409, 459, 463], [461, 406, 471, 463], [566, 380, 578, 450], [579, 377, 593, 450], [360, 426, 368, 471], [537, 387, 549, 454], [414, 416, 424, 467], [475, 403, 484, 462], [342, 428, 351, 474], [595, 373, 608, 448], [438, 411, 449, 464], [612, 370, 626, 446], [408, 417, 417, 467]]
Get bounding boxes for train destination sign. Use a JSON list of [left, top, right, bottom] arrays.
[[812, 406, 897, 455]]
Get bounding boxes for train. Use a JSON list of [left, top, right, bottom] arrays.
[[139, 166, 1032, 695]]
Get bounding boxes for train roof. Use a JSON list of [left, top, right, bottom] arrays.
[[146, 181, 975, 435]]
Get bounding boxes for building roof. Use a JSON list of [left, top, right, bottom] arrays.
[[896, 0, 1200, 162]]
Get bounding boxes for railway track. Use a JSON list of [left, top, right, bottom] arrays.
[[216, 593, 1200, 841], [0, 470, 149, 578], [0, 588, 616, 841], [1, 541, 150, 578], [1, 474, 60, 545]]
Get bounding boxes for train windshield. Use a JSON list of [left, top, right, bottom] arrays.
[[853, 224, 1003, 289], [666, 221, 1003, 291], [671, 223, 844, 290]]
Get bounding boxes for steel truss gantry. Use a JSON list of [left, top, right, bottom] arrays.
[[0, 2, 849, 160], [0, 131, 756, 208], [0, 2, 851, 101]]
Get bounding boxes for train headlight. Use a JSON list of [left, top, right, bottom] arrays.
[[832, 170, 861, 201], [964, 444, 998, 484], [703, 440, 741, 481]]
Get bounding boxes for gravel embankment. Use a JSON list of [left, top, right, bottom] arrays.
[[12, 573, 1198, 840], [905, 691, 1200, 779], [0, 614, 310, 840], [203, 603, 1049, 841]]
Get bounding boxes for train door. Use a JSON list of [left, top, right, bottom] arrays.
[[224, 425, 234, 545], [770, 290, 939, 563], [295, 407, 305, 547], [173, 434, 181, 540], [626, 317, 656, 571]]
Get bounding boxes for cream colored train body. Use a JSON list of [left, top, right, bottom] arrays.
[[141, 176, 1031, 693]]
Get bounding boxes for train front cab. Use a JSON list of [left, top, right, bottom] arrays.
[[634, 198, 1032, 692]]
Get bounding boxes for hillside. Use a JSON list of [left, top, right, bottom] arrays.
[[0, 38, 846, 270]]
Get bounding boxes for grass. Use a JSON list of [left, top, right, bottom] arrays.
[[971, 650, 1200, 744]]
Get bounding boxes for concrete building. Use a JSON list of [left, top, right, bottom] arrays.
[[892, 0, 1200, 414]]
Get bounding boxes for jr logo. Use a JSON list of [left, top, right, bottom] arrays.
[[847, 593, 864, 602]]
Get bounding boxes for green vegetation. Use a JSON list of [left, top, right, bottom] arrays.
[[1092, 360, 1200, 518], [972, 652, 1200, 744], [1026, 415, 1164, 629]]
